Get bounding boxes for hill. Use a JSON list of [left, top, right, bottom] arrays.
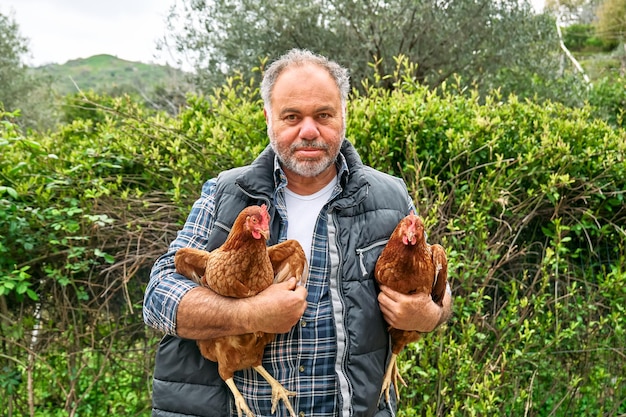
[[33, 54, 190, 97]]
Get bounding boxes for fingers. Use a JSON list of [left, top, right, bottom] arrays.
[[252, 279, 308, 332], [378, 285, 404, 303], [278, 277, 308, 292], [276, 277, 303, 291], [284, 277, 297, 290], [378, 286, 442, 332]]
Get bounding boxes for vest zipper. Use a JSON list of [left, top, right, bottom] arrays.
[[355, 240, 389, 277]]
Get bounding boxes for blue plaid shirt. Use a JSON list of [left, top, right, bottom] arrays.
[[144, 154, 351, 417]]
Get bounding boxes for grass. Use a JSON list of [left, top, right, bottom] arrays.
[[32, 54, 188, 96]]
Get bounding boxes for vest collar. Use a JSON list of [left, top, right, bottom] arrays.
[[234, 140, 370, 209]]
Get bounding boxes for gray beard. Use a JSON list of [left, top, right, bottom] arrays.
[[268, 132, 343, 178]]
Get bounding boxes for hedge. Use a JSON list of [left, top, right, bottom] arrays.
[[1, 73, 624, 416]]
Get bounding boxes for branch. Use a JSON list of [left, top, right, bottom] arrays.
[[555, 14, 591, 86]]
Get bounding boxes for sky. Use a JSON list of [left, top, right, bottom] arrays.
[[1, 0, 175, 67], [2, 0, 545, 68]]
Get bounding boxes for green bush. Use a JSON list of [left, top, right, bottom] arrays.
[[586, 76, 626, 128], [562, 24, 616, 53], [351, 76, 625, 416], [1, 71, 624, 416]]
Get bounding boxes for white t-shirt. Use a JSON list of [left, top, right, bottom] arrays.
[[284, 176, 338, 262]]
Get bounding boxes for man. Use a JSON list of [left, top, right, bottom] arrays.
[[143, 48, 452, 417]]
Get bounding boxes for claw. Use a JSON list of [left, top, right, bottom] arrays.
[[224, 367, 298, 417], [225, 378, 256, 417], [254, 365, 297, 417], [379, 353, 406, 405]]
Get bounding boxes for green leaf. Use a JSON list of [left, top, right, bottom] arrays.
[[0, 186, 18, 198], [94, 248, 115, 264]]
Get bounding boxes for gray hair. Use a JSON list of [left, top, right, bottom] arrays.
[[260, 49, 350, 113]]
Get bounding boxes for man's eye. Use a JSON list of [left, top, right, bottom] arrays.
[[284, 115, 298, 122], [318, 113, 330, 119]]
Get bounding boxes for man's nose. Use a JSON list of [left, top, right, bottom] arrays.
[[299, 117, 319, 140]]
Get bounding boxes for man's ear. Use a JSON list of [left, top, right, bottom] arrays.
[[263, 108, 268, 122]]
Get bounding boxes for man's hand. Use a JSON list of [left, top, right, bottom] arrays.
[[245, 277, 308, 334], [378, 284, 451, 332], [176, 277, 307, 340]]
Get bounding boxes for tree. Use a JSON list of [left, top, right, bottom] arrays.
[[160, 0, 573, 100], [0, 11, 30, 111], [545, 0, 603, 24], [0, 10, 55, 130], [595, 0, 626, 73]]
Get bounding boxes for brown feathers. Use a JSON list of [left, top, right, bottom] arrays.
[[374, 213, 448, 403], [174, 204, 307, 417]]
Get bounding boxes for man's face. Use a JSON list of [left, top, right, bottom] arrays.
[[266, 64, 345, 179]]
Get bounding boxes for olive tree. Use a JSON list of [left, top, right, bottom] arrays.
[[160, 0, 576, 101], [0, 11, 30, 111], [545, 0, 603, 24], [0, 11, 55, 130]]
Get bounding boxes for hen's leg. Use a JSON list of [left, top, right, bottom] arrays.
[[224, 378, 255, 417], [379, 353, 407, 405], [253, 365, 297, 417]]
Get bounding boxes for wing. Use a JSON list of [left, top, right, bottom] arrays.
[[430, 243, 448, 305], [174, 247, 211, 284], [267, 239, 309, 286]]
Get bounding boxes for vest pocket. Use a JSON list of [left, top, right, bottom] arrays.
[[355, 239, 388, 279]]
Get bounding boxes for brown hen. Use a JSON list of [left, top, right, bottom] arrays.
[[174, 204, 308, 417], [374, 212, 448, 404]]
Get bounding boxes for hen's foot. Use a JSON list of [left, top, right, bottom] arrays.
[[225, 378, 256, 417], [254, 365, 297, 417], [379, 353, 407, 405]]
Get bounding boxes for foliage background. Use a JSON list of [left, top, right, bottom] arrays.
[[2, 0, 626, 415], [162, 0, 564, 99], [1, 65, 625, 415]]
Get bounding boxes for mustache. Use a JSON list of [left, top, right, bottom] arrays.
[[290, 141, 329, 152]]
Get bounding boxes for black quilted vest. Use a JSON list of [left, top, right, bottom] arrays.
[[151, 141, 407, 417]]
